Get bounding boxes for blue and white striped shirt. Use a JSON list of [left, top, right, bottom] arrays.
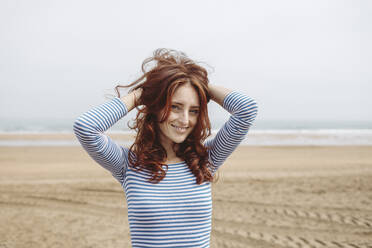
[[73, 91, 257, 247]]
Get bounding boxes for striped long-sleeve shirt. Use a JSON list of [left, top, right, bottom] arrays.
[[73, 91, 258, 248]]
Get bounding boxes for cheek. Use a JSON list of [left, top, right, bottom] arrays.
[[158, 122, 166, 132], [158, 113, 176, 132], [190, 115, 198, 127], [166, 112, 178, 123]]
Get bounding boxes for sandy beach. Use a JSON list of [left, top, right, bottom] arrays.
[[1, 137, 372, 247]]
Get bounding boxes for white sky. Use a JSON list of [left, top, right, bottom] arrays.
[[1, 0, 371, 123]]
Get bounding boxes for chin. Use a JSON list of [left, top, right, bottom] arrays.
[[170, 132, 191, 144], [172, 136, 187, 144]]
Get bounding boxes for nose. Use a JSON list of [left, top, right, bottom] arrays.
[[179, 110, 189, 125]]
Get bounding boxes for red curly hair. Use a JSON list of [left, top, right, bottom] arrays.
[[115, 49, 213, 184]]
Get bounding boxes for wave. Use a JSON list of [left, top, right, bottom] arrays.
[[1, 129, 371, 146]]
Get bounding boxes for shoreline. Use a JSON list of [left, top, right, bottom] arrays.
[[0, 133, 135, 141], [1, 131, 372, 146]]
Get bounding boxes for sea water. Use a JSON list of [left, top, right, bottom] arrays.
[[0, 118, 371, 146]]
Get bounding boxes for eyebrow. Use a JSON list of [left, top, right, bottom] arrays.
[[172, 101, 200, 108]]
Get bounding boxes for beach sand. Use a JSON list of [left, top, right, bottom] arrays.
[[1, 142, 372, 247]]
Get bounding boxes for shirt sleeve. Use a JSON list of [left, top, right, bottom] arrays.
[[73, 97, 130, 184], [204, 91, 258, 171]]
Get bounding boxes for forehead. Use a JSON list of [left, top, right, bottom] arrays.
[[172, 83, 200, 106]]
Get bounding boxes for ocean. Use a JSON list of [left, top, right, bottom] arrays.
[[0, 118, 371, 146]]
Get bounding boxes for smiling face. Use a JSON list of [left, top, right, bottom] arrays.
[[157, 83, 200, 148]]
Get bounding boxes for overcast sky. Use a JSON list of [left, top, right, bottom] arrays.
[[1, 0, 371, 123]]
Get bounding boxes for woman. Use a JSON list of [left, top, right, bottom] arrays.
[[73, 49, 258, 247]]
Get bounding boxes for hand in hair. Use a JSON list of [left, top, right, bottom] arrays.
[[121, 88, 143, 112]]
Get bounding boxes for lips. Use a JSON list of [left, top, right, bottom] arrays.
[[171, 124, 188, 132]]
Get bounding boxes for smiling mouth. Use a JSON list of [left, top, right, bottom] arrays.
[[171, 124, 188, 132]]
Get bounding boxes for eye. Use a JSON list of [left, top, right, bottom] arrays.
[[190, 109, 199, 115], [171, 105, 180, 110]]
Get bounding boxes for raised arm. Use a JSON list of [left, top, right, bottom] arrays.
[[73, 89, 142, 184], [205, 85, 258, 170]]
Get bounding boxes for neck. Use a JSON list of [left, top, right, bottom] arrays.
[[160, 139, 181, 163]]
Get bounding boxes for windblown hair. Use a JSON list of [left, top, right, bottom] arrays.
[[115, 48, 213, 184]]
